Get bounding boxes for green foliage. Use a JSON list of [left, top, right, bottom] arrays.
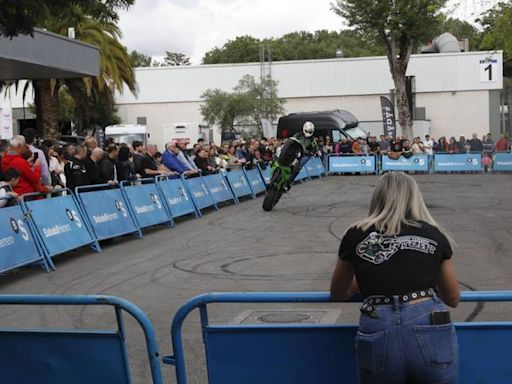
[[0, 0, 134, 38], [163, 51, 191, 66], [129, 50, 153, 67], [202, 30, 385, 64], [200, 75, 284, 134], [332, 0, 448, 138], [332, 0, 447, 50], [478, 2, 512, 77], [203, 36, 261, 64]]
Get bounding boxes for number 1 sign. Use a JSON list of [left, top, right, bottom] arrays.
[[480, 58, 498, 83]]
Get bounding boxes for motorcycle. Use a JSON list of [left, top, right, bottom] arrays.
[[262, 137, 306, 212]]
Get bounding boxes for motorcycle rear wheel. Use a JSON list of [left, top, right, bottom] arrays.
[[262, 186, 282, 211]]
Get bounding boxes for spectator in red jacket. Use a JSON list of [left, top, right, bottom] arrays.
[[1, 135, 50, 196], [496, 135, 509, 152]]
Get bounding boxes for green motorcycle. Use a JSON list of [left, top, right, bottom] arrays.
[[262, 137, 306, 212]]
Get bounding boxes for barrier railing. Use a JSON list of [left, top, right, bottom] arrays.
[[156, 175, 201, 219], [0, 198, 50, 273], [185, 174, 218, 213], [433, 152, 483, 173], [165, 291, 512, 384], [380, 154, 430, 173], [328, 154, 377, 174], [76, 184, 142, 241], [21, 189, 100, 264], [493, 152, 512, 172], [258, 163, 271, 185], [313, 157, 327, 176], [0, 295, 163, 384], [120, 179, 174, 230], [244, 167, 266, 195], [224, 169, 254, 199]]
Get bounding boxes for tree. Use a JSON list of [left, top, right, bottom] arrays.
[[478, 2, 512, 77], [332, 0, 447, 139], [478, 1, 512, 135], [234, 75, 285, 134], [163, 51, 191, 66], [37, 4, 136, 138], [200, 89, 252, 132], [129, 50, 153, 67], [200, 75, 285, 135], [201, 31, 384, 64], [0, 0, 134, 38], [203, 36, 261, 64]]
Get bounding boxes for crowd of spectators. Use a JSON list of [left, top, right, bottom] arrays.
[[329, 133, 511, 157], [0, 129, 510, 207]]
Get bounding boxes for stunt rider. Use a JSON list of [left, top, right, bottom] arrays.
[[284, 121, 318, 191]]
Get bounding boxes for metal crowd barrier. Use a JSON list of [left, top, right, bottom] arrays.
[[165, 291, 512, 384], [0, 197, 50, 273], [328, 153, 378, 174], [0, 295, 163, 384], [327, 151, 512, 174]]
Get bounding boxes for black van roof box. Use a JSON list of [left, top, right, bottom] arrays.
[[280, 110, 359, 129]]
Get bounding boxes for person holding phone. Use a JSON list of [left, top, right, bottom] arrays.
[[330, 172, 460, 384]]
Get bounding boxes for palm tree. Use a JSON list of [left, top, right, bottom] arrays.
[[5, 5, 137, 139]]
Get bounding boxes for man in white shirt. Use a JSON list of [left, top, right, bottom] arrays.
[[423, 135, 434, 155]]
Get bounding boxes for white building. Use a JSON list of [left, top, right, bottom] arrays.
[[3, 51, 504, 145]]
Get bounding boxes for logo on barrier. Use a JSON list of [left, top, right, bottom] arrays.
[[66, 208, 74, 221], [10, 217, 19, 233], [114, 200, 128, 218], [7, 217, 29, 242], [149, 193, 162, 209], [467, 158, 478, 165], [360, 158, 372, 167], [413, 158, 425, 166]]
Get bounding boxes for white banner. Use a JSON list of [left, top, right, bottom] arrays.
[[1, 106, 13, 140]]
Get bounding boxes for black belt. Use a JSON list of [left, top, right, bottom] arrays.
[[361, 288, 435, 318]]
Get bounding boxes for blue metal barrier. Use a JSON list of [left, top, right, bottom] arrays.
[[295, 165, 310, 182], [380, 154, 430, 172], [0, 199, 50, 273], [166, 291, 512, 384], [76, 184, 142, 241], [313, 157, 327, 176], [328, 154, 377, 174], [493, 152, 512, 172], [434, 153, 483, 173], [185, 175, 218, 212], [120, 179, 174, 229], [244, 167, 266, 195], [225, 169, 254, 199], [203, 173, 238, 205], [0, 295, 163, 384], [22, 190, 100, 262], [258, 164, 271, 185], [304, 158, 321, 178], [156, 176, 201, 218]]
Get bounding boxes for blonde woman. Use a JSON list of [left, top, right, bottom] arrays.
[[330, 172, 460, 384]]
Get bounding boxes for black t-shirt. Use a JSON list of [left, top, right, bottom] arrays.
[[140, 154, 158, 178], [339, 221, 452, 298]]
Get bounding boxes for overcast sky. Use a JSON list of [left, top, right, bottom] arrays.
[[118, 0, 494, 65]]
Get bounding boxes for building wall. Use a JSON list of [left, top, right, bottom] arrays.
[[118, 89, 493, 146]]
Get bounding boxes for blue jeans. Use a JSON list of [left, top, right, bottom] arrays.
[[356, 295, 459, 384]]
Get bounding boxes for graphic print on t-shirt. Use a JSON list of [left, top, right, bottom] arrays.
[[356, 232, 438, 264]]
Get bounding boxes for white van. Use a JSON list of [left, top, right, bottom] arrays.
[[162, 123, 217, 148], [105, 125, 149, 146]]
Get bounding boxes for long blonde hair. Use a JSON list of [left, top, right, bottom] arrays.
[[356, 172, 454, 245]]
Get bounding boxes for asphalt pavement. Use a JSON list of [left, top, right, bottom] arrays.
[[0, 173, 511, 383]]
